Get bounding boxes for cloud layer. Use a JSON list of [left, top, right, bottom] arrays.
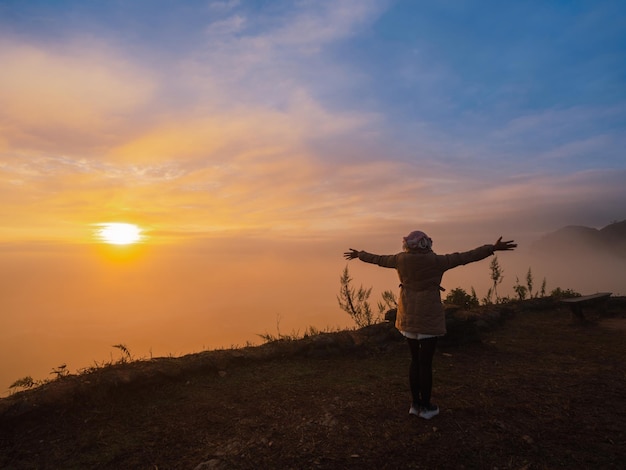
[[1, 0, 624, 244]]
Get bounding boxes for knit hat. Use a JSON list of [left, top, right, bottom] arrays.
[[402, 230, 432, 252]]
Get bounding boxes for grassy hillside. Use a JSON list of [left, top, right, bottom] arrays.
[[1, 298, 625, 469]]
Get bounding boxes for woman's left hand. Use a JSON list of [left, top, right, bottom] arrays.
[[343, 248, 360, 260]]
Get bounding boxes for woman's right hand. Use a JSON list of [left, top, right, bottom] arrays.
[[493, 237, 517, 251], [343, 248, 360, 260]]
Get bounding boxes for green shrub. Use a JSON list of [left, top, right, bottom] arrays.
[[550, 287, 581, 299], [9, 376, 37, 390], [445, 287, 479, 309]]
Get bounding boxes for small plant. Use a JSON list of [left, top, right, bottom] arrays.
[[112, 343, 133, 363], [514, 268, 548, 300], [482, 287, 493, 305], [337, 265, 380, 327], [257, 322, 337, 343], [9, 376, 39, 391], [377, 290, 398, 314], [303, 325, 328, 338], [50, 364, 69, 379], [526, 268, 534, 298], [539, 278, 547, 297], [513, 277, 528, 300], [259, 313, 301, 342], [525, 267, 547, 298], [488, 256, 504, 304], [258, 329, 302, 342]]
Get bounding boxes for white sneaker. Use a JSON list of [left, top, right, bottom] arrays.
[[409, 404, 420, 416], [419, 404, 439, 419]]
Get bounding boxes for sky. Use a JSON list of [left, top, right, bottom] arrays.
[[1, 0, 625, 392]]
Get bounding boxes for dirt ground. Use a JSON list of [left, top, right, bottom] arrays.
[[1, 299, 625, 469]]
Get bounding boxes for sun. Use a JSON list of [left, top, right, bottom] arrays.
[[95, 223, 143, 245]]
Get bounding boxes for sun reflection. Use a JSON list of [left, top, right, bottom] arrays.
[[95, 223, 143, 245]]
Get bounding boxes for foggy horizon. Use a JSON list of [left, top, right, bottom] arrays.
[[3, 224, 625, 396]]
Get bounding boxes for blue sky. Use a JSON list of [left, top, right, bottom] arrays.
[[0, 0, 625, 244]]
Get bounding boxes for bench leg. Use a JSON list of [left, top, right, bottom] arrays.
[[598, 299, 609, 316], [570, 304, 586, 322]]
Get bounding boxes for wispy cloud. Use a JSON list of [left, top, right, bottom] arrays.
[[0, 39, 156, 153]]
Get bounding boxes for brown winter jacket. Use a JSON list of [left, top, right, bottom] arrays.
[[357, 245, 495, 336]]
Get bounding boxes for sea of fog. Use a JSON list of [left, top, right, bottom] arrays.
[[2, 240, 624, 397]]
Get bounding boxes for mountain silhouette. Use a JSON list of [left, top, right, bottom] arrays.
[[531, 220, 626, 258]]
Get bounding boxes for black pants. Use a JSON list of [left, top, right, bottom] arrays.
[[406, 336, 438, 406]]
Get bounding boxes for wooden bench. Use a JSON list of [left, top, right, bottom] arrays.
[[561, 292, 612, 323]]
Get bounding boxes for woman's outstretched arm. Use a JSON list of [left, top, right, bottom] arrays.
[[343, 249, 398, 268]]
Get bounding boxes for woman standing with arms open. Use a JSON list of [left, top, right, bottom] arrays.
[[344, 231, 516, 419]]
